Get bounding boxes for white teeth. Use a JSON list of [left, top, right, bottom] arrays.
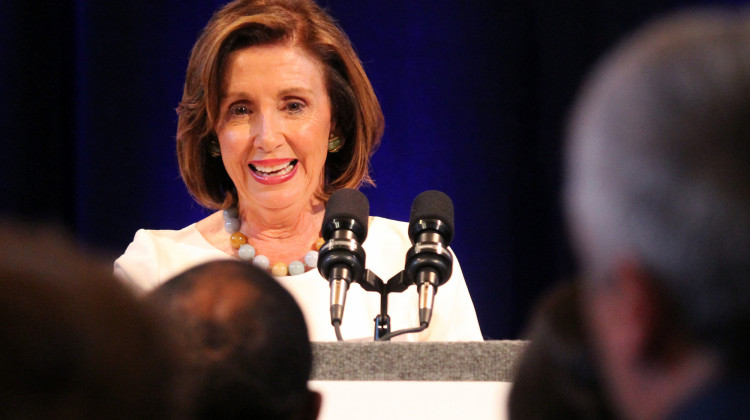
[[252, 161, 295, 176], [254, 162, 290, 172], [273, 164, 294, 176]]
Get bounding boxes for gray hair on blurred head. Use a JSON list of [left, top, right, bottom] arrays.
[[564, 7, 750, 364]]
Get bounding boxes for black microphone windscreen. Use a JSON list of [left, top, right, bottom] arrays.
[[323, 188, 370, 239], [409, 190, 454, 240]]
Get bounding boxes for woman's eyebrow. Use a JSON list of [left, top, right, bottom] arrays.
[[278, 87, 315, 97]]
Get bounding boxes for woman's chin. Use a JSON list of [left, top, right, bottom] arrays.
[[240, 187, 316, 213]]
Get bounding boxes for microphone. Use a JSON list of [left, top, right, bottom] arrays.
[[317, 188, 369, 329], [405, 190, 454, 326]]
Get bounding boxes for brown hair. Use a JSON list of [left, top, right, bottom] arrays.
[[176, 0, 384, 209]]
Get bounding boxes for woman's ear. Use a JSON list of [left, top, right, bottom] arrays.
[[330, 117, 339, 135]]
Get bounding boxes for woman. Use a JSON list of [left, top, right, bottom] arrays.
[[115, 0, 482, 342]]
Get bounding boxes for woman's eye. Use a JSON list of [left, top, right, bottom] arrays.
[[230, 104, 249, 116], [286, 101, 305, 114]]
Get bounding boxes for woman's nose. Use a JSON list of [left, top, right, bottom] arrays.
[[252, 113, 283, 152]]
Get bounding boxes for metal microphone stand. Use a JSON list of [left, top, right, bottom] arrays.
[[357, 269, 413, 340]]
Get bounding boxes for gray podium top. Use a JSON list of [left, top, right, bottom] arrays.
[[311, 340, 527, 382]]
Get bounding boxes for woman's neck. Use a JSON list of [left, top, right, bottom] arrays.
[[239, 200, 323, 239], [238, 201, 325, 262], [197, 198, 326, 265]]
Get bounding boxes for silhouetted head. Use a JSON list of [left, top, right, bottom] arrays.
[[0, 220, 184, 419], [148, 260, 319, 420], [509, 282, 617, 420]]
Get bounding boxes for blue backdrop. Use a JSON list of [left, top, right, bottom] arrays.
[[2, 0, 745, 339]]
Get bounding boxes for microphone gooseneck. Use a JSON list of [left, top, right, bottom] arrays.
[[317, 188, 369, 336], [405, 190, 454, 326]]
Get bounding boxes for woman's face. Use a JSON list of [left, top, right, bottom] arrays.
[[215, 43, 331, 213]]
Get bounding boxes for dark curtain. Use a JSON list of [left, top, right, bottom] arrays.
[[1, 0, 744, 339]]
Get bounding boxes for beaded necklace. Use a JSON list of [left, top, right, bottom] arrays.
[[223, 208, 323, 276]]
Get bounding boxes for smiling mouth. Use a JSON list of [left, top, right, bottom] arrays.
[[249, 160, 298, 177]]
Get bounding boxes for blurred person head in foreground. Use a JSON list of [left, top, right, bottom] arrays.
[[509, 281, 617, 420], [565, 7, 750, 420], [0, 219, 184, 419], [147, 260, 320, 420]]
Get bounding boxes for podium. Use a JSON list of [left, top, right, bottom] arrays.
[[310, 341, 527, 420]]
